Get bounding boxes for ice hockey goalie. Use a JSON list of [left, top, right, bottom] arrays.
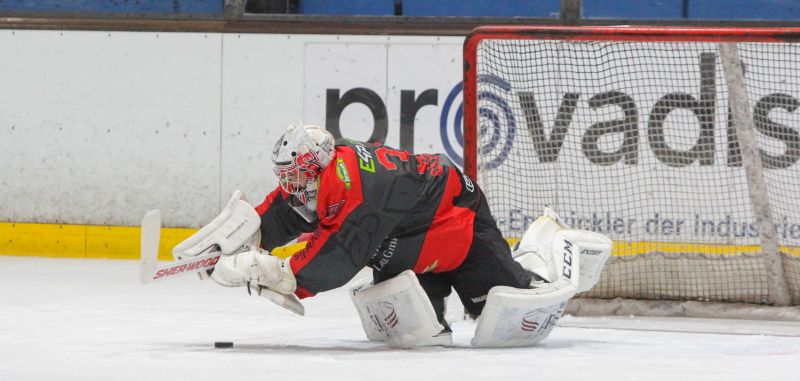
[[176, 124, 613, 348]]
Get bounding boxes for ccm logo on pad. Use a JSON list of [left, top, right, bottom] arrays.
[[562, 240, 574, 279]]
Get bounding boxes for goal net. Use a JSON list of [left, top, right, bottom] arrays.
[[463, 26, 800, 307]]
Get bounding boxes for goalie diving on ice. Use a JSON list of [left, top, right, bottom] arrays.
[[151, 123, 612, 348]]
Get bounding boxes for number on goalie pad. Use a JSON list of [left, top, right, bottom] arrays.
[[172, 190, 262, 261], [350, 270, 443, 349]]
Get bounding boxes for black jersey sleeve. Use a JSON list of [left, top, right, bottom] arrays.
[[255, 187, 318, 251], [289, 201, 402, 297]]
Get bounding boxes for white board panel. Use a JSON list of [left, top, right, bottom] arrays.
[[0, 30, 222, 227], [220, 33, 306, 206], [223, 34, 464, 209], [0, 32, 468, 226]]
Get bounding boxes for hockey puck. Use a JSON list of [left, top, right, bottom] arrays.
[[214, 341, 233, 349]]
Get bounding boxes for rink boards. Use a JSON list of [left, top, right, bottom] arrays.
[[3, 220, 797, 260], [1, 29, 798, 260]]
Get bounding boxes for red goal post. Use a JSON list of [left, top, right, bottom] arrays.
[[462, 26, 800, 308]]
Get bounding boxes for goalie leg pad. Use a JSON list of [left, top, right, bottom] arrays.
[[513, 209, 613, 292], [350, 270, 443, 349], [471, 281, 576, 348], [349, 277, 385, 343], [512, 214, 565, 283], [473, 225, 581, 348], [559, 229, 612, 292]]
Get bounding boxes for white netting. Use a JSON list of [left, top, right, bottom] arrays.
[[472, 36, 800, 305]]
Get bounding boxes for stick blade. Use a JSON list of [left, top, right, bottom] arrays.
[[140, 210, 162, 284]]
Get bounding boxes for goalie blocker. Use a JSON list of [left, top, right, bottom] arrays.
[[171, 190, 305, 315]]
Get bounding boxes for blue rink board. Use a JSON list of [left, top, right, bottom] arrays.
[[0, 0, 222, 15]]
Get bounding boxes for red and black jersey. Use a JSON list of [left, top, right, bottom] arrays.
[[255, 139, 481, 299]]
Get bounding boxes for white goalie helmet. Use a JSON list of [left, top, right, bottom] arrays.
[[271, 124, 335, 206]]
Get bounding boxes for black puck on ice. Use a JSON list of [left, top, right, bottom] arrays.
[[214, 341, 234, 349]]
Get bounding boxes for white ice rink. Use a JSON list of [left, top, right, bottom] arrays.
[[2, 256, 799, 381]]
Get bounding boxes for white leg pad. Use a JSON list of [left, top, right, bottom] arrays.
[[473, 227, 581, 348], [348, 277, 385, 343], [560, 229, 612, 293], [513, 209, 613, 292], [512, 214, 566, 283], [350, 270, 443, 349], [471, 281, 576, 348]]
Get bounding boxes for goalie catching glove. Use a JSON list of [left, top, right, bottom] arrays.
[[211, 249, 296, 293], [211, 248, 305, 315]]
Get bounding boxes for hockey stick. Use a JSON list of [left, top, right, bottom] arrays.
[[139, 210, 222, 284], [139, 209, 306, 315], [139, 209, 308, 285]]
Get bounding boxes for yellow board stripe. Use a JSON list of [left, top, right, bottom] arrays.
[[613, 241, 800, 257], [3, 221, 797, 260], [0, 222, 305, 260], [506, 237, 800, 257]]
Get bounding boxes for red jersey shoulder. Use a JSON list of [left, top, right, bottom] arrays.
[[316, 146, 363, 221]]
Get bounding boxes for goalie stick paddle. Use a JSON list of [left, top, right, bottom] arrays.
[[139, 210, 222, 284], [140, 210, 162, 284]]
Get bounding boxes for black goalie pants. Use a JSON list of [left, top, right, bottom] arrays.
[[372, 195, 533, 324]]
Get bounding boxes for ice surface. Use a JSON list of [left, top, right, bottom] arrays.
[[1, 256, 798, 381]]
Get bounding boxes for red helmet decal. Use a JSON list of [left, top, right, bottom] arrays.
[[294, 151, 324, 177]]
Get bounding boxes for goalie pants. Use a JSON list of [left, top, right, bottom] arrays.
[[372, 194, 533, 323]]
